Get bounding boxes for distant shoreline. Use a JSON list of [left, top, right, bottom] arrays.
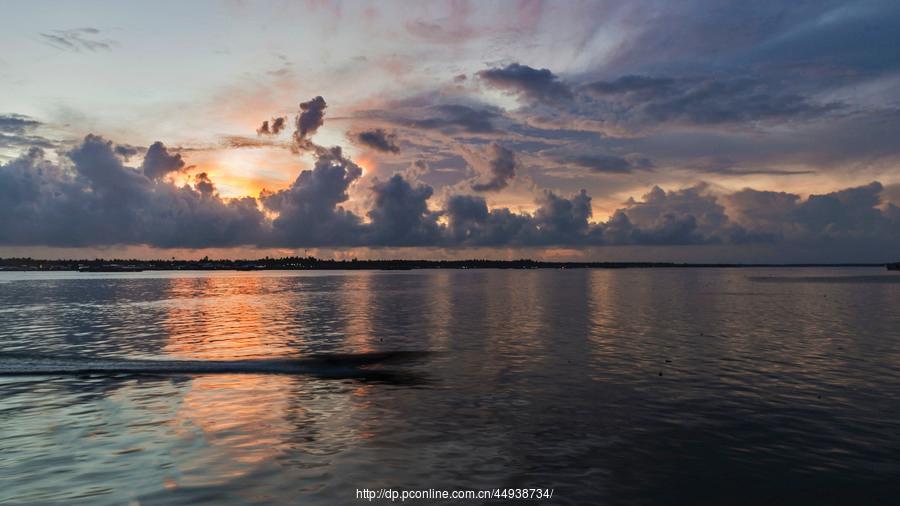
[[0, 257, 895, 272]]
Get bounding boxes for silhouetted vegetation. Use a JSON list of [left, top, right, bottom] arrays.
[[0, 256, 889, 272]]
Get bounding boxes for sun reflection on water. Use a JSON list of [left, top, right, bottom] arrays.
[[154, 274, 379, 491]]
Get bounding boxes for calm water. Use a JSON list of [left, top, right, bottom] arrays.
[[1, 268, 899, 505]]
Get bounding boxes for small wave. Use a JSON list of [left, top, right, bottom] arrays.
[[0, 351, 432, 383]]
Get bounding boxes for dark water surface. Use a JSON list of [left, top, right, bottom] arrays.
[[1, 268, 898, 505]]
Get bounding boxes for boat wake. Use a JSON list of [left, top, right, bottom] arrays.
[[0, 351, 433, 384]]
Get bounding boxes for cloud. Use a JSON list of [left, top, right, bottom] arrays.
[[221, 135, 283, 149], [743, 2, 900, 78], [3, 76, 900, 261], [595, 2, 897, 84], [141, 141, 186, 180], [602, 181, 900, 248], [534, 190, 595, 243], [0, 147, 96, 245], [477, 63, 573, 103], [445, 194, 538, 246], [471, 143, 518, 192], [0, 114, 55, 151], [257, 116, 286, 135], [355, 128, 400, 153], [585, 75, 675, 96], [411, 104, 502, 134], [701, 166, 815, 176], [564, 153, 653, 174], [728, 182, 900, 242], [251, 96, 330, 153], [366, 175, 442, 245], [0, 137, 267, 247], [6, 3, 900, 261], [194, 172, 216, 196], [0, 114, 41, 135], [0, 134, 56, 152], [68, 134, 150, 200], [3, 135, 900, 257], [39, 28, 115, 52], [351, 93, 509, 141], [261, 145, 363, 246], [114, 144, 140, 160], [584, 75, 839, 127], [444, 189, 599, 246], [295, 96, 327, 141], [603, 184, 735, 245], [406, 159, 430, 179]]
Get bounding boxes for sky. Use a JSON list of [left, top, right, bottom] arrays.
[[2, 0, 900, 262]]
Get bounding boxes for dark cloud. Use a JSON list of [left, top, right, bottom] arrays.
[[565, 154, 653, 174], [616, 108, 900, 175], [257, 116, 286, 136], [69, 134, 150, 201], [366, 3, 899, 167], [113, 144, 140, 160], [0, 137, 266, 248], [366, 175, 442, 245], [723, 182, 900, 245], [356, 128, 400, 153], [261, 145, 363, 247], [584, 75, 839, 126], [471, 143, 518, 192], [295, 96, 327, 142], [194, 172, 215, 196], [412, 104, 502, 134], [39, 28, 115, 52], [603, 185, 734, 245], [478, 63, 573, 103], [271, 117, 286, 134], [4, 134, 724, 249], [445, 194, 490, 239], [880, 183, 900, 206], [0, 114, 41, 134], [445, 194, 538, 246], [792, 182, 893, 239], [743, 2, 900, 78], [2, 115, 900, 259], [0, 133, 56, 151], [599, 2, 879, 80], [141, 141, 185, 180], [445, 189, 599, 246], [0, 147, 98, 245], [534, 190, 595, 243], [353, 94, 507, 137], [478, 2, 899, 183], [0, 114, 54, 151], [602, 182, 900, 248]]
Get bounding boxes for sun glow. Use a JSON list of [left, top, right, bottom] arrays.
[[184, 147, 299, 198], [354, 155, 375, 176]]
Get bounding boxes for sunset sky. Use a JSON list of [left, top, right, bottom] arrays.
[[2, 0, 900, 262]]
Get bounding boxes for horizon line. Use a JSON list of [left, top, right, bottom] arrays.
[[1, 257, 896, 270]]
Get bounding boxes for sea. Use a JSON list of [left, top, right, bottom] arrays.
[[1, 268, 898, 505]]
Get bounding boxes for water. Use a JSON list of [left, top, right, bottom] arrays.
[[1, 268, 898, 505]]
